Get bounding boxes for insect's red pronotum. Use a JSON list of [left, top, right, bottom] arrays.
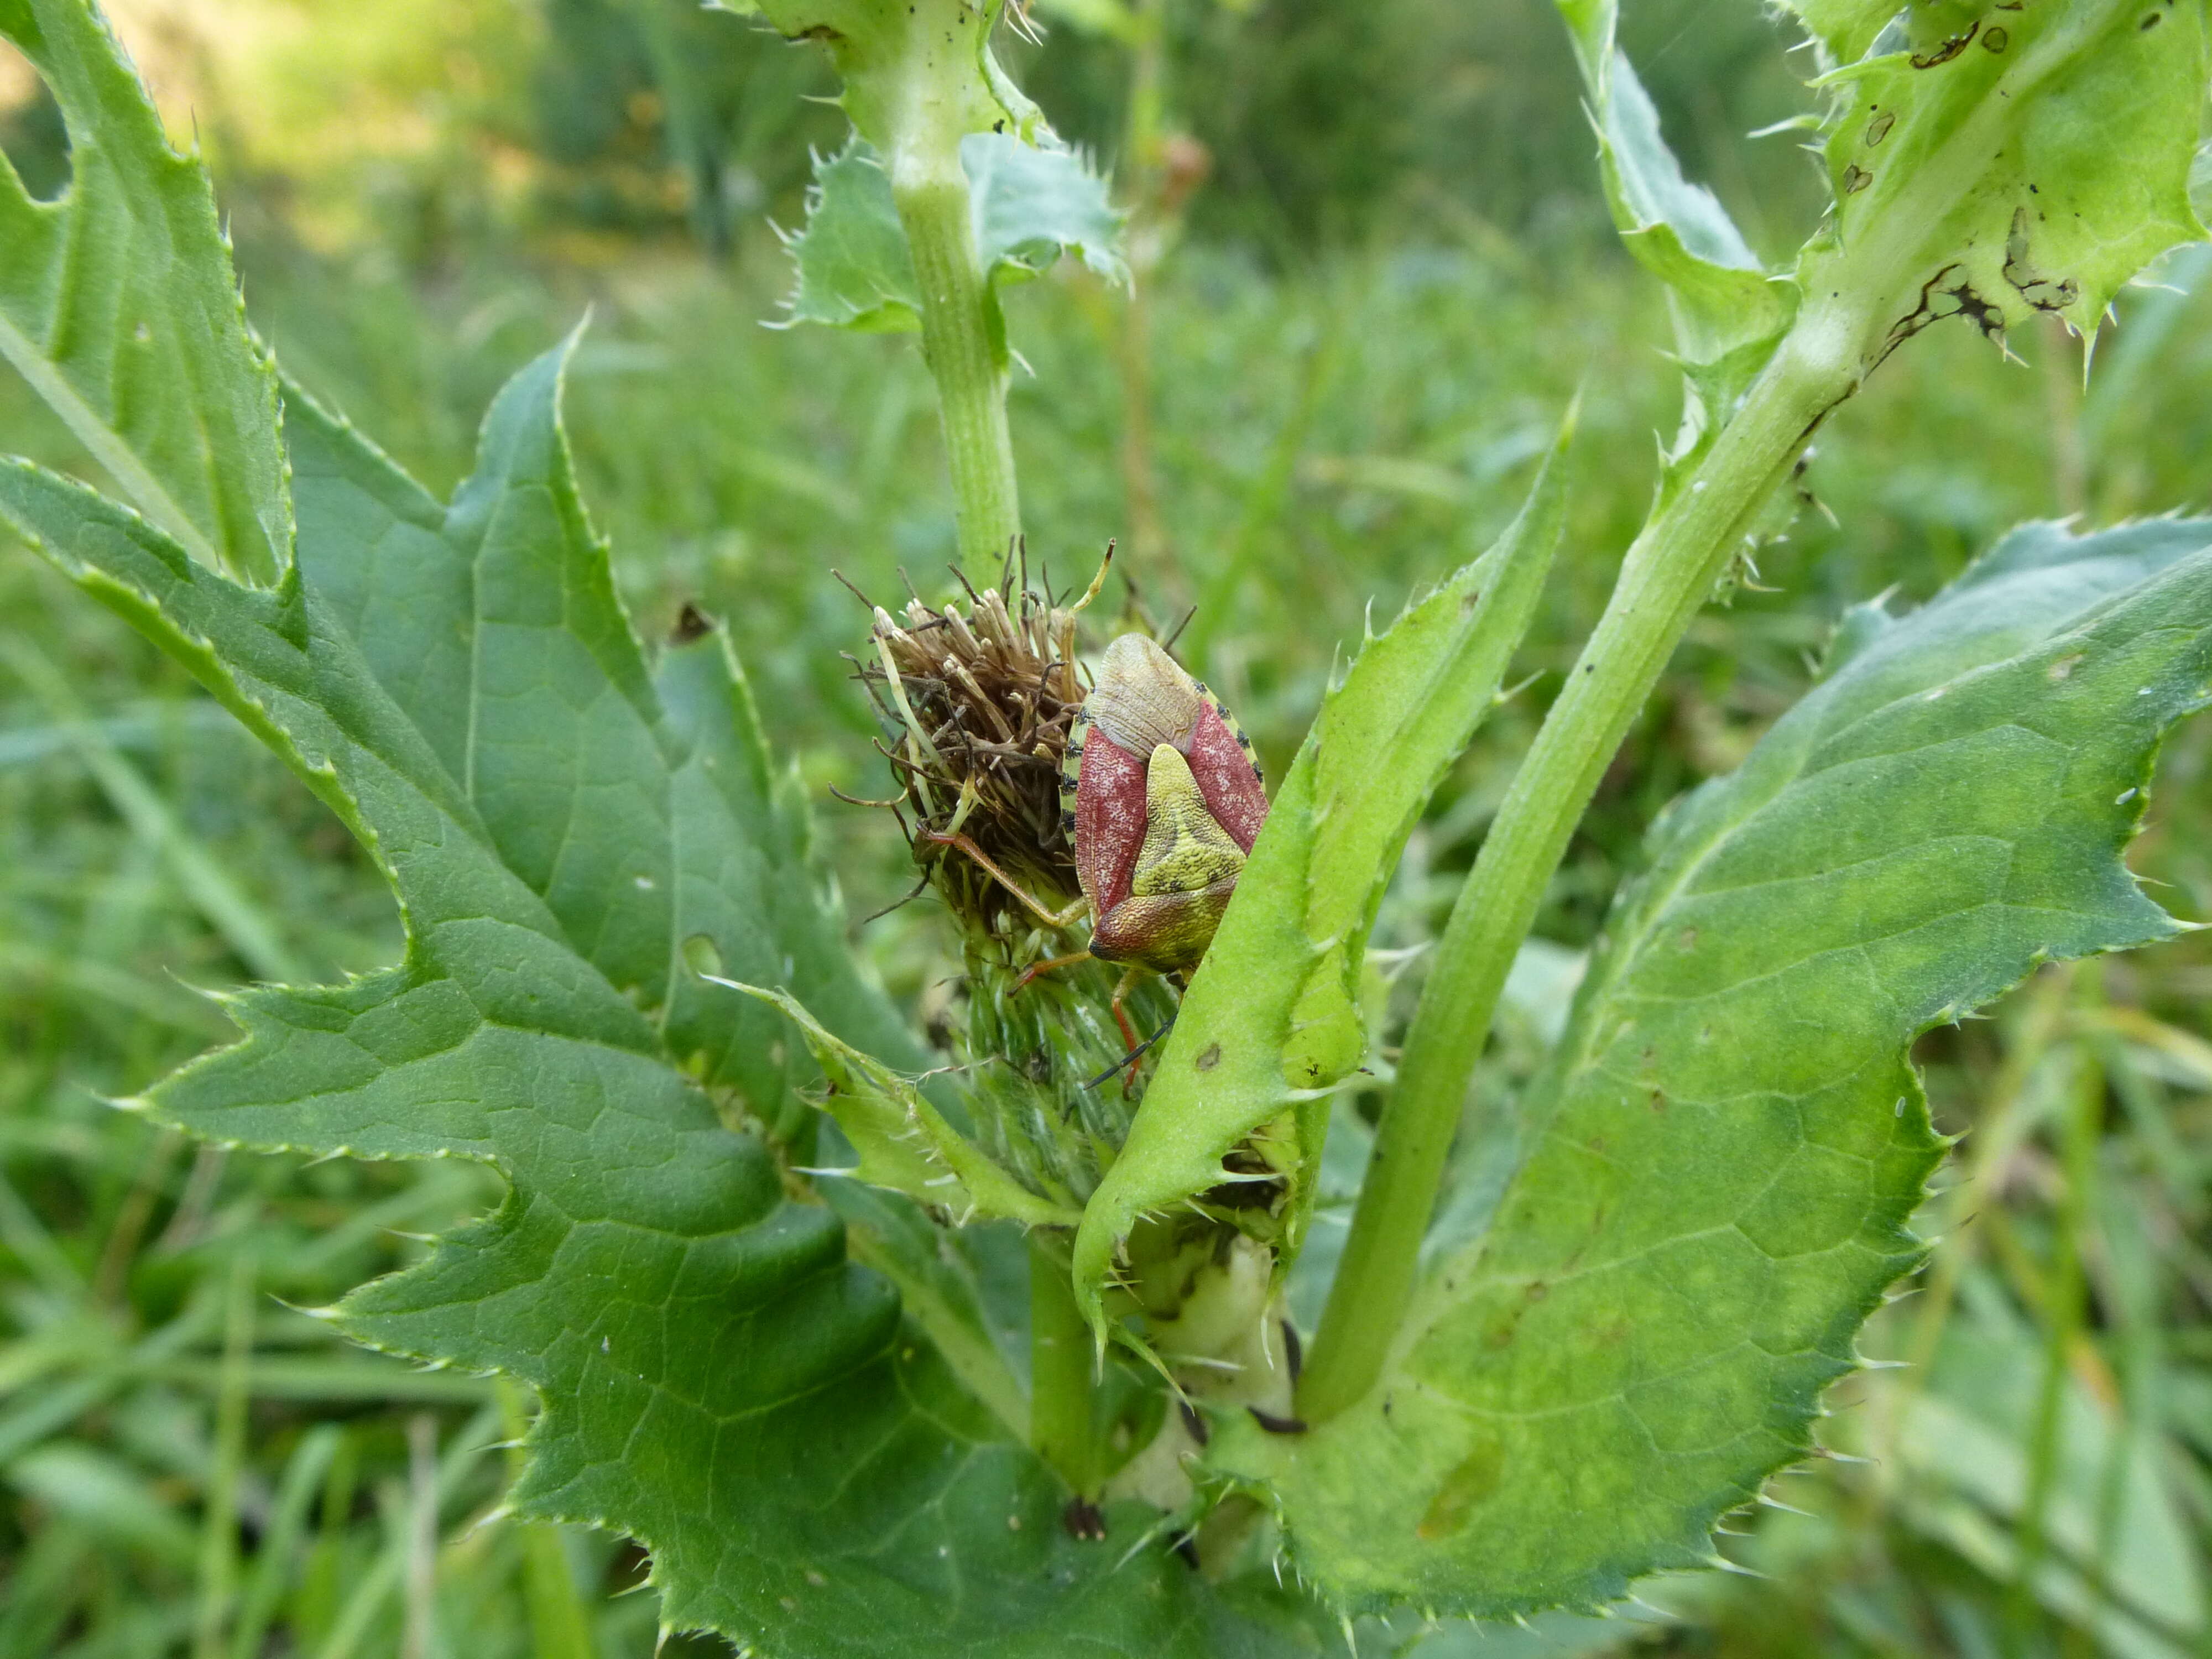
[[928, 633, 1269, 1067]]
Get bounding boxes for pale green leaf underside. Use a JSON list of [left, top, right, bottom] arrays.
[[1793, 0, 2208, 346], [784, 134, 1124, 331], [1552, 0, 1789, 377], [1073, 427, 1572, 1335], [1213, 519, 2212, 1616], [781, 140, 920, 333], [751, 0, 1040, 158], [962, 131, 1128, 287], [0, 0, 289, 584], [0, 351, 1314, 1656]]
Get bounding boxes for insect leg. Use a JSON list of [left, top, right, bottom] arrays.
[[921, 830, 1089, 930], [1108, 964, 1146, 1056], [1011, 950, 1092, 993], [1104, 965, 1170, 1097]]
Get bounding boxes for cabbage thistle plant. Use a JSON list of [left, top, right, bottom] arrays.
[[2, 0, 2210, 1651]]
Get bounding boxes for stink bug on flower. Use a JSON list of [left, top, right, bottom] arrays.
[[1066, 635, 1269, 973], [927, 630, 1269, 1069]]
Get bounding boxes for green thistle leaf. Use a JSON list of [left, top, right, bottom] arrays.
[[0, 336, 1314, 1655], [1211, 519, 2212, 1616], [783, 133, 1124, 332], [1790, 0, 2208, 360], [0, 0, 289, 583], [1072, 416, 1574, 1341]]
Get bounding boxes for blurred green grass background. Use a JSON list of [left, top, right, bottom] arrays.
[[0, 0, 2208, 1653]]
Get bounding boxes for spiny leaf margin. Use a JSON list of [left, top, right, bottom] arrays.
[[0, 353, 1319, 1658], [781, 132, 1124, 332], [1209, 518, 2212, 1618], [1072, 425, 1573, 1342], [0, 0, 290, 584]]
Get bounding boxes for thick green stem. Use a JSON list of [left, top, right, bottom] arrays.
[[893, 162, 1022, 573], [1028, 1233, 1101, 1496], [1298, 318, 1861, 1424]]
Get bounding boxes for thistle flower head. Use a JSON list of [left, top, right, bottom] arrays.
[[853, 549, 1107, 941]]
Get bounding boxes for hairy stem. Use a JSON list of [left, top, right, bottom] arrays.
[[893, 159, 1022, 573], [1298, 317, 1862, 1423], [1028, 1233, 1102, 1496]]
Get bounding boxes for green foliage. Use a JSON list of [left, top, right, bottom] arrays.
[[964, 131, 1127, 288], [1553, 0, 1790, 475], [729, 982, 1083, 1226], [1072, 422, 1572, 1337], [535, 0, 835, 252], [1788, 0, 2207, 363], [1902, 1299, 2205, 1644], [0, 0, 289, 585], [744, 0, 1038, 160], [780, 140, 921, 332], [1213, 518, 2212, 1613], [782, 133, 1123, 332], [6, 0, 2212, 1650], [0, 339, 1335, 1655], [1281, 0, 2212, 1481], [751, 0, 1088, 568]]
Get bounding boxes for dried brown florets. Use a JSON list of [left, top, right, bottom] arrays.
[[847, 547, 1112, 941]]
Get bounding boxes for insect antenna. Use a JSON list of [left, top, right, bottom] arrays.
[[1082, 1010, 1178, 1091]]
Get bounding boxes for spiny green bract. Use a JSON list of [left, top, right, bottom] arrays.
[[1071, 415, 1573, 1345]]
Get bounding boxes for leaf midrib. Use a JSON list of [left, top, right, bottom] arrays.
[[0, 301, 222, 571]]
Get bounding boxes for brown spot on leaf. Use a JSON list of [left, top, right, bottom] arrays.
[[1417, 1436, 1506, 1540]]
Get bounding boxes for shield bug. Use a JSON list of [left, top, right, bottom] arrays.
[[927, 632, 1269, 1067], [1067, 634, 1268, 972]]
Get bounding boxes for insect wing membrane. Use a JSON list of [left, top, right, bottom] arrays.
[[1086, 634, 1204, 755]]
